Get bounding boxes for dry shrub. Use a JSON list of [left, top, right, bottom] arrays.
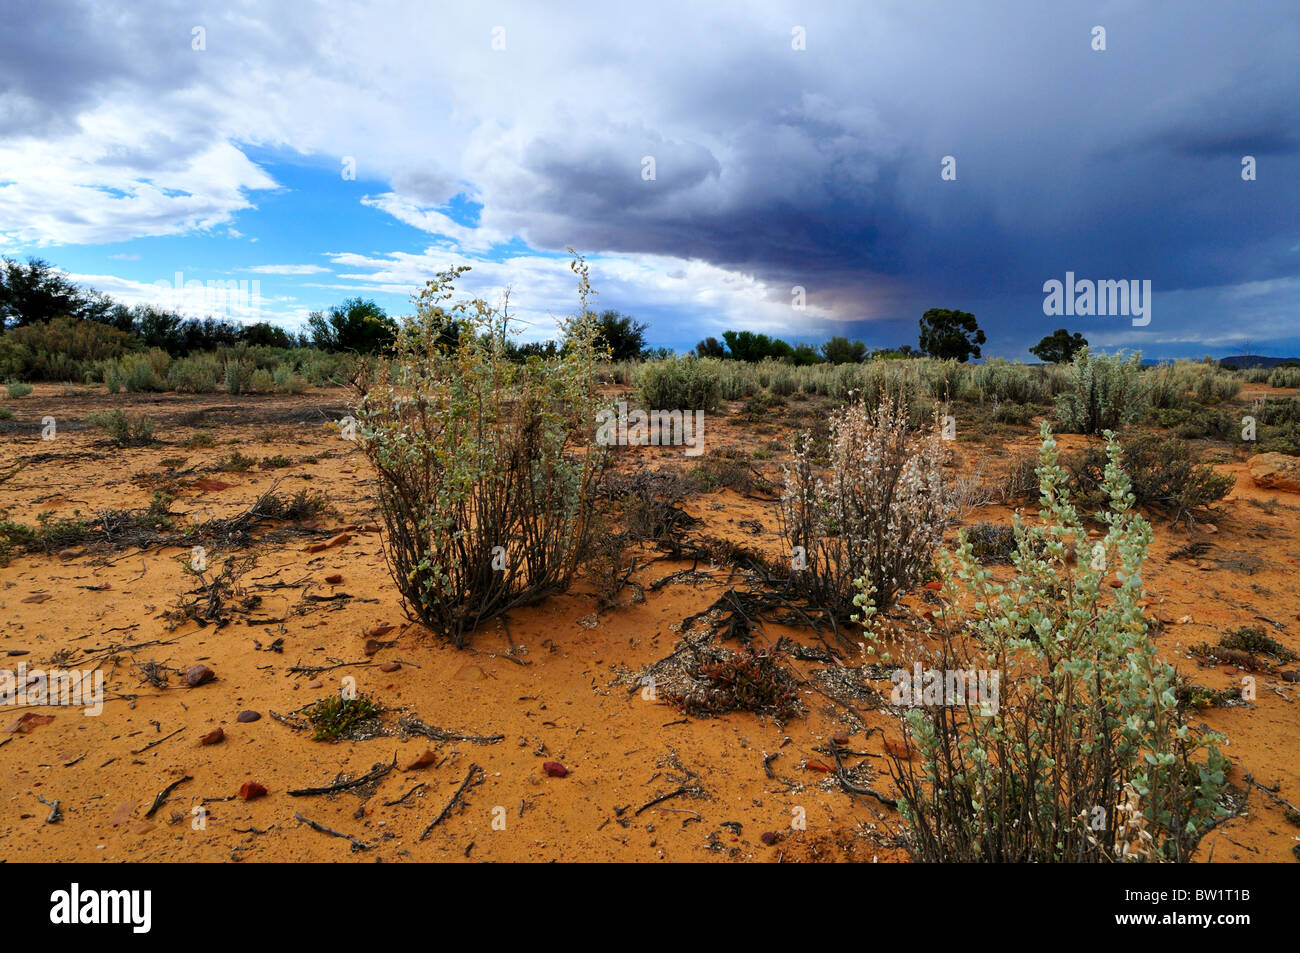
[[779, 396, 950, 622]]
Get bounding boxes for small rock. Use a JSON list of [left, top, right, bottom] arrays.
[[378, 662, 401, 673], [760, 831, 781, 846], [1281, 670, 1300, 683], [324, 573, 343, 584], [542, 761, 568, 778], [185, 664, 215, 687], [831, 734, 851, 746], [804, 759, 831, 772], [199, 727, 225, 745], [236, 710, 261, 723], [403, 750, 437, 771], [307, 679, 323, 689], [367, 623, 397, 637], [363, 639, 381, 656], [238, 782, 268, 801], [1203, 523, 1218, 534]]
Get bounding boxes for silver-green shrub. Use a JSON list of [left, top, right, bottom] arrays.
[[877, 425, 1229, 861]]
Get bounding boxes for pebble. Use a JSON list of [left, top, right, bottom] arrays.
[[236, 710, 261, 723], [185, 664, 215, 687], [199, 727, 224, 745]]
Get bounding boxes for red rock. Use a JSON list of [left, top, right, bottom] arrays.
[[185, 664, 215, 687], [884, 738, 912, 760], [192, 479, 231, 492], [21, 593, 51, 603], [236, 710, 261, 723], [199, 727, 224, 745], [1107, 577, 1122, 588], [403, 750, 437, 771], [5, 712, 54, 734], [923, 581, 942, 591], [367, 623, 397, 637], [307, 680, 323, 689], [238, 782, 268, 801], [324, 573, 343, 585], [542, 761, 568, 778], [378, 661, 401, 673], [760, 831, 781, 846], [363, 639, 381, 656], [804, 759, 832, 772], [831, 734, 850, 746]]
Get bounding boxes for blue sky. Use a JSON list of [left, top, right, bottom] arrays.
[[2, 0, 1298, 358]]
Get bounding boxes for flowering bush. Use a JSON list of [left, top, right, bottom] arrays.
[[885, 424, 1229, 861], [779, 396, 950, 624], [355, 254, 608, 647]]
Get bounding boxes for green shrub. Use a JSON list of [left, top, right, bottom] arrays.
[[166, 354, 221, 393], [5, 381, 33, 398], [635, 356, 722, 412], [885, 426, 1229, 861], [249, 368, 275, 393], [1066, 433, 1233, 526], [1055, 347, 1147, 434], [272, 366, 306, 394], [1268, 366, 1300, 388], [86, 408, 156, 446], [223, 359, 254, 395]]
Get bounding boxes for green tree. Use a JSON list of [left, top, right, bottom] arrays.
[[695, 336, 727, 359], [821, 336, 867, 365], [918, 308, 986, 362], [593, 309, 648, 361], [1030, 328, 1088, 364], [308, 298, 398, 353], [0, 258, 89, 328]]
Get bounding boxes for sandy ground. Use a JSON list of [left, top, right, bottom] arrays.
[[0, 382, 1297, 862]]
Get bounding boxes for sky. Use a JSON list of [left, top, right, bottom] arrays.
[[1, 0, 1298, 359]]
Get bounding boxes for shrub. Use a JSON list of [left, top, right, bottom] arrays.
[[249, 368, 275, 393], [86, 408, 155, 446], [635, 356, 722, 412], [166, 354, 221, 393], [779, 396, 950, 623], [1066, 433, 1233, 526], [223, 359, 254, 395], [1055, 347, 1147, 434], [884, 426, 1229, 861], [1268, 366, 1300, 388], [272, 365, 306, 394], [5, 381, 32, 398], [355, 256, 608, 647]]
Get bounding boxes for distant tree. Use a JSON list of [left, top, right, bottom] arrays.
[[0, 257, 89, 328], [240, 321, 296, 349], [695, 336, 727, 359], [1030, 328, 1088, 364], [821, 336, 867, 365], [593, 309, 648, 361], [918, 308, 986, 362], [643, 346, 674, 360], [790, 343, 822, 366], [308, 298, 397, 353]]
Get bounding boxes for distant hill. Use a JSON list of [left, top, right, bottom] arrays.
[[1218, 355, 1300, 369]]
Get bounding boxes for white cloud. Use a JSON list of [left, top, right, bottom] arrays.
[[249, 264, 331, 275]]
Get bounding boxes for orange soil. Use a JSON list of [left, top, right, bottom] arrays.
[[0, 383, 1296, 862]]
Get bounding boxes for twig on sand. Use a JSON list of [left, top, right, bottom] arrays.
[[294, 812, 373, 851], [288, 755, 395, 797], [36, 794, 62, 823], [635, 786, 690, 816], [133, 726, 185, 755], [420, 764, 485, 840], [383, 782, 425, 807], [399, 714, 504, 746], [144, 775, 192, 818]]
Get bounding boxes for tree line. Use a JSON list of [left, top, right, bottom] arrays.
[[1, 257, 1090, 365]]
